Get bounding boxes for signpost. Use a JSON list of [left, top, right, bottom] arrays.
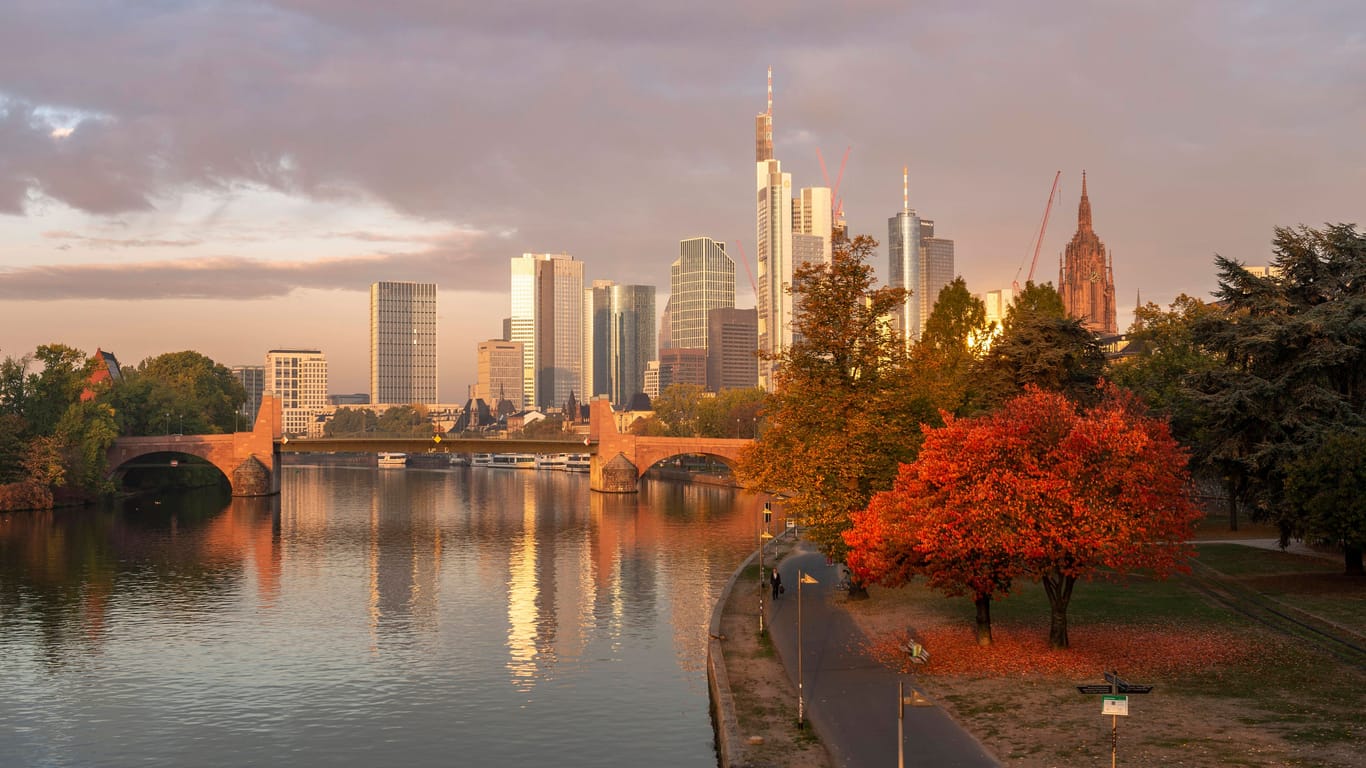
[[1077, 670, 1152, 768]]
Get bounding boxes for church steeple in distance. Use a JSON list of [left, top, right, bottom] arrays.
[[1078, 170, 1093, 232], [1059, 170, 1117, 335]]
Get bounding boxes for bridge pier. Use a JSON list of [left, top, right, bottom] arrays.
[[587, 397, 752, 493]]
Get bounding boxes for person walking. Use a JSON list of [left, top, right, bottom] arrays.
[[770, 566, 782, 600]]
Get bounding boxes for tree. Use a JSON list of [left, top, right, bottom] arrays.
[[650, 383, 707, 437], [1285, 429, 1366, 576], [845, 386, 1200, 649], [1188, 224, 1365, 572], [973, 283, 1105, 410], [375, 404, 430, 436], [697, 387, 766, 438], [136, 351, 246, 434], [324, 407, 378, 436], [910, 278, 993, 417], [738, 230, 937, 574], [27, 344, 94, 435]]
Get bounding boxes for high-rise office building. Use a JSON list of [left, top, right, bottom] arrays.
[[756, 68, 792, 391], [1059, 172, 1117, 335], [511, 253, 585, 410], [658, 348, 707, 392], [231, 364, 265, 428], [474, 340, 525, 410], [369, 281, 438, 405], [265, 349, 328, 437], [587, 281, 656, 407], [794, 186, 833, 265], [707, 307, 759, 391], [888, 168, 955, 343], [670, 237, 735, 353]]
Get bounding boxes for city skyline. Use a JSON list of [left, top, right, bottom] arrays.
[[1, 2, 1362, 398]]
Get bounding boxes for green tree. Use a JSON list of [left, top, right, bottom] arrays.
[[375, 404, 430, 436], [27, 344, 94, 436], [697, 387, 766, 438], [54, 400, 119, 494], [650, 383, 707, 437], [325, 407, 378, 436], [1189, 224, 1366, 572], [1285, 429, 1366, 576], [136, 351, 245, 434], [973, 283, 1105, 410], [738, 230, 936, 576], [911, 278, 993, 417]]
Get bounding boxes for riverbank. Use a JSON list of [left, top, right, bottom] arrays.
[[709, 531, 831, 768]]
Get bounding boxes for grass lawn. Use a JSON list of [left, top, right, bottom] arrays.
[[843, 541, 1366, 767]]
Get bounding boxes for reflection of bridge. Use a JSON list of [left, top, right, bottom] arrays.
[[107, 395, 752, 496]]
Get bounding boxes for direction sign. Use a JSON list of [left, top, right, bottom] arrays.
[[1118, 684, 1153, 694], [1101, 695, 1129, 717], [1076, 684, 1112, 695]]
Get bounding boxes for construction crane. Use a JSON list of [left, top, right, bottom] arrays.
[[732, 240, 760, 304], [1013, 170, 1062, 292], [816, 146, 851, 225]]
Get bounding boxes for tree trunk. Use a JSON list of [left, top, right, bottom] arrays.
[[1346, 545, 1364, 577], [1041, 571, 1076, 649], [974, 593, 993, 647], [1225, 476, 1239, 532]]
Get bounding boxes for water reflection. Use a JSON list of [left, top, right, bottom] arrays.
[[0, 466, 775, 767]]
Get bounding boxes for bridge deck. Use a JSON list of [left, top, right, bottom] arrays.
[[277, 437, 597, 455]]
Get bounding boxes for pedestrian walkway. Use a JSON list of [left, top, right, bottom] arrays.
[[766, 540, 999, 768]]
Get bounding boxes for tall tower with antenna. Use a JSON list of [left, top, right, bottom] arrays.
[[888, 165, 923, 344], [755, 67, 792, 391]]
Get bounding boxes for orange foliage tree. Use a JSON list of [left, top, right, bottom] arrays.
[[846, 386, 1201, 649]]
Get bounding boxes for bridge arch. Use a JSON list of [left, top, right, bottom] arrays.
[[106, 394, 282, 497], [587, 398, 752, 493]]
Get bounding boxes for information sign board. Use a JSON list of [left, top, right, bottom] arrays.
[[1101, 695, 1129, 717]]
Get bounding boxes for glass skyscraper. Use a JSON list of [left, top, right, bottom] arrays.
[[369, 281, 438, 405], [511, 253, 584, 410], [669, 237, 735, 353], [587, 281, 656, 408]]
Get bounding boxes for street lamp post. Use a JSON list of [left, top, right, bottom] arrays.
[[759, 502, 773, 634], [164, 412, 171, 437], [797, 568, 818, 727]]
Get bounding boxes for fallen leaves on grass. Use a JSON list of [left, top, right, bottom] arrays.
[[865, 621, 1276, 677]]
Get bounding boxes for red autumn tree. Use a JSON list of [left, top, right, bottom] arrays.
[[846, 385, 1201, 649]]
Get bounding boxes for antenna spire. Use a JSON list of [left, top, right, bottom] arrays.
[[767, 66, 773, 117], [902, 165, 909, 212]]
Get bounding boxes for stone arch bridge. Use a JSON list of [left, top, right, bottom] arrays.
[[587, 397, 752, 493], [106, 393, 283, 497]]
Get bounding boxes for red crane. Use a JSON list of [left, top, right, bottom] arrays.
[[732, 240, 760, 304], [816, 146, 852, 222], [1014, 170, 1062, 292]]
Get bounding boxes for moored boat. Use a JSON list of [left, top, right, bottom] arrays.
[[377, 452, 408, 468], [491, 453, 536, 469], [535, 453, 568, 470], [471, 453, 494, 467], [565, 453, 590, 472]]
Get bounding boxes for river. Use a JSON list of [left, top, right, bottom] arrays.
[[0, 465, 770, 767]]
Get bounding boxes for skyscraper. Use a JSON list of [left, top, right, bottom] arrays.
[[1059, 172, 1118, 335], [888, 168, 956, 343], [231, 364, 264, 428], [756, 68, 793, 391], [511, 253, 585, 410], [265, 349, 327, 437], [793, 186, 833, 265], [474, 340, 525, 410], [369, 281, 437, 405], [587, 281, 656, 407], [670, 237, 735, 353], [707, 307, 759, 391]]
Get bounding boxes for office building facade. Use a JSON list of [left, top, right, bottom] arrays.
[[265, 349, 328, 437], [670, 237, 735, 353], [888, 169, 955, 344], [706, 307, 759, 391], [587, 281, 656, 407], [231, 364, 265, 429], [370, 281, 438, 405], [511, 253, 585, 410], [475, 340, 525, 411]]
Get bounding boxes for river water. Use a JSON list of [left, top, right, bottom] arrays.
[[0, 465, 769, 767]]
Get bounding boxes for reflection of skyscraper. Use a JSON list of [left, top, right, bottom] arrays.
[[1059, 172, 1118, 335], [511, 253, 585, 409], [369, 281, 438, 405]]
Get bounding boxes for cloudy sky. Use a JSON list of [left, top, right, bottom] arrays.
[[1, 1, 1362, 398]]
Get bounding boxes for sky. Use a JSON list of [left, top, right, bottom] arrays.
[[1, 1, 1363, 399]]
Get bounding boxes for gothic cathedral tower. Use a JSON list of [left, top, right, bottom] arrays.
[[1059, 172, 1117, 335]]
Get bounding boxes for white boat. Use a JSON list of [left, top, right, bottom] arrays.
[[471, 453, 494, 467], [449, 454, 471, 467], [491, 453, 536, 469], [535, 453, 568, 470], [377, 452, 407, 468], [565, 453, 590, 473]]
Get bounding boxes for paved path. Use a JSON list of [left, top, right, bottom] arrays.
[[767, 541, 999, 768]]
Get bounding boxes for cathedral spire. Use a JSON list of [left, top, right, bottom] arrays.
[[1078, 170, 1092, 232]]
